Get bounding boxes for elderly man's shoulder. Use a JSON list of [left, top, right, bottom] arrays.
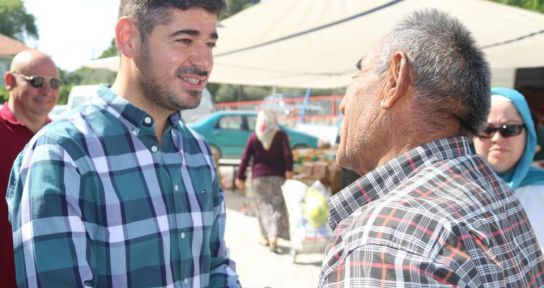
[[341, 159, 515, 258]]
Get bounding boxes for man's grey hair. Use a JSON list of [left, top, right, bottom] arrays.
[[119, 0, 227, 42], [375, 9, 490, 135]]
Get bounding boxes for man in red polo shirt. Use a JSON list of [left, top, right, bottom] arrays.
[[0, 49, 61, 287]]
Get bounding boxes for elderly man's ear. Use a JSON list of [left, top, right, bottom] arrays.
[[380, 51, 411, 109], [3, 72, 16, 91]]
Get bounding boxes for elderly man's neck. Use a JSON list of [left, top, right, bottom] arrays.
[[354, 110, 462, 175], [381, 115, 462, 164]]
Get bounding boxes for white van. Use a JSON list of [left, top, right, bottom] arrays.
[[50, 84, 214, 123], [49, 85, 98, 120]]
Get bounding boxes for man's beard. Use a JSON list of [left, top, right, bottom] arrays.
[[136, 44, 203, 112]]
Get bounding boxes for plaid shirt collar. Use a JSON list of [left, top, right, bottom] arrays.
[[329, 136, 472, 230], [95, 84, 182, 130]]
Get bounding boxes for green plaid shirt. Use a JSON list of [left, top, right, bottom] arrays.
[[7, 85, 240, 287]]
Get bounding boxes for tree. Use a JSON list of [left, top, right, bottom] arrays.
[[0, 86, 8, 103], [56, 68, 116, 105], [99, 39, 119, 58], [491, 0, 544, 13], [0, 0, 38, 41], [221, 0, 259, 20]]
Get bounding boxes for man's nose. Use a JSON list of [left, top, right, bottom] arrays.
[[339, 97, 346, 115], [188, 45, 213, 72]]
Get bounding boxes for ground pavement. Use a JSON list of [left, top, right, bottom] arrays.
[[224, 189, 325, 288]]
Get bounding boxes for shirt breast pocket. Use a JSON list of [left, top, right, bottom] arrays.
[[191, 181, 216, 233]]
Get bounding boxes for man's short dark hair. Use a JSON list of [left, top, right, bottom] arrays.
[[119, 0, 227, 41]]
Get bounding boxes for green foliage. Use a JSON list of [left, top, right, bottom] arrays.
[[57, 84, 72, 105], [220, 0, 258, 20], [57, 68, 116, 105], [207, 83, 268, 102], [0, 86, 7, 103], [207, 83, 237, 102], [99, 39, 119, 58], [61, 68, 116, 86], [491, 0, 544, 13], [0, 0, 38, 41]]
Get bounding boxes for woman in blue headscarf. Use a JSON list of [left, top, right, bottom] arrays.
[[474, 87, 544, 248]]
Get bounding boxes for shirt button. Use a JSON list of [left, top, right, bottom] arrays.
[[144, 117, 152, 125], [180, 232, 186, 239], [151, 146, 158, 153], [174, 185, 179, 191], [201, 189, 206, 193]]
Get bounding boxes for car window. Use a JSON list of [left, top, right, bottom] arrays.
[[247, 115, 257, 131], [218, 115, 243, 130]]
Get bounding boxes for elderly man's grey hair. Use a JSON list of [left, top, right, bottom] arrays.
[[375, 9, 490, 136]]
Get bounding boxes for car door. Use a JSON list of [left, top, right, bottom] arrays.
[[214, 114, 250, 158]]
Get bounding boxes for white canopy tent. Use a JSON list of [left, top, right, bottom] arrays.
[[84, 0, 544, 89]]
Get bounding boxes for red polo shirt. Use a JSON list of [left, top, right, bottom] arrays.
[[0, 103, 39, 287]]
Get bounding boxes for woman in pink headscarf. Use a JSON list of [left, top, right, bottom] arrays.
[[236, 110, 293, 253]]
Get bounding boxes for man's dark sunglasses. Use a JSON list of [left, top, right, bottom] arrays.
[[12, 72, 62, 90], [478, 124, 525, 139]]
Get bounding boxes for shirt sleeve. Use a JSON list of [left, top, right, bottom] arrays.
[[320, 244, 464, 288], [6, 137, 94, 287], [279, 131, 293, 172], [208, 169, 241, 287], [236, 134, 255, 181]]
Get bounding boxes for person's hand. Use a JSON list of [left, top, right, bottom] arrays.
[[235, 179, 245, 190], [285, 171, 294, 179]]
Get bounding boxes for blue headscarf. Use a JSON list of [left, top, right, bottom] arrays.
[[491, 87, 544, 189]]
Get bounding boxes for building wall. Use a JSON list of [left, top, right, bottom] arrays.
[[0, 57, 13, 86]]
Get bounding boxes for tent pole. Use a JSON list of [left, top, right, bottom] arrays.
[[299, 88, 312, 123]]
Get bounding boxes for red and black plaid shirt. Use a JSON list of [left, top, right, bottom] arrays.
[[319, 137, 544, 287]]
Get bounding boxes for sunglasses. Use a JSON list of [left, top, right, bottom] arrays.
[[478, 124, 525, 139], [12, 72, 62, 90]]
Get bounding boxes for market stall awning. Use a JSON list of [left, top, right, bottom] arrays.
[[84, 0, 544, 89]]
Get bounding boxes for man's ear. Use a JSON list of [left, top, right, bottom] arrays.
[[4, 72, 16, 90], [381, 51, 411, 109], [115, 17, 140, 59]]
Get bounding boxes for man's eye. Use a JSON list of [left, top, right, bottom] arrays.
[[207, 42, 217, 49], [176, 39, 192, 45]]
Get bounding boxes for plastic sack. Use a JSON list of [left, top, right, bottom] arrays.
[[282, 179, 332, 254], [303, 182, 330, 227], [282, 179, 308, 204]]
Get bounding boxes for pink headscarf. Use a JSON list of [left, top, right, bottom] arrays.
[[255, 110, 279, 150]]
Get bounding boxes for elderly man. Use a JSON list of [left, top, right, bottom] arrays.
[[319, 9, 544, 287], [0, 49, 61, 287]]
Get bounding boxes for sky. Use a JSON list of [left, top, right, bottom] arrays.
[[24, 0, 120, 71]]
